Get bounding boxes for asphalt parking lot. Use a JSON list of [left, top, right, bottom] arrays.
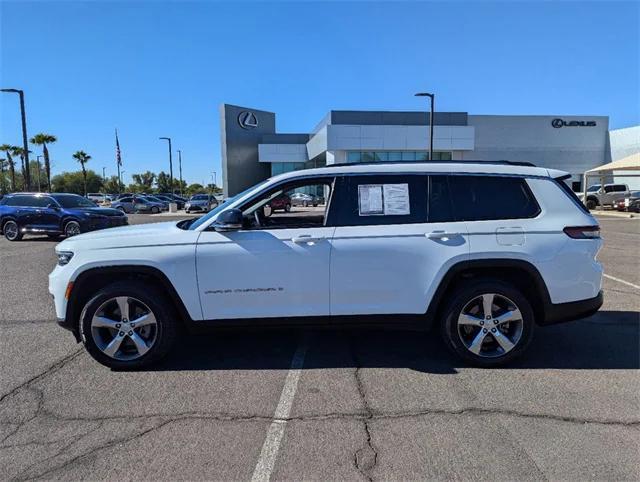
[[1, 214, 638, 481]]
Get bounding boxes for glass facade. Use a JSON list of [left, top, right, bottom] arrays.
[[346, 151, 453, 163], [270, 162, 306, 176]]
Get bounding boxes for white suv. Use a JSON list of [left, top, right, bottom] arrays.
[[49, 162, 603, 369]]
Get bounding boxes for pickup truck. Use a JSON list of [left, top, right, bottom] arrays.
[[580, 183, 631, 210]]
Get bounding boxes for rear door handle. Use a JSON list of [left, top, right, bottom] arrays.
[[427, 230, 458, 239], [292, 234, 323, 244]]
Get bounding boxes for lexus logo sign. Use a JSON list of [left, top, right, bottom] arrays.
[[238, 111, 258, 129], [551, 118, 596, 128]]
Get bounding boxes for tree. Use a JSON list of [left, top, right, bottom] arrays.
[[0, 158, 7, 194], [103, 175, 121, 194], [186, 183, 205, 196], [156, 171, 171, 193], [131, 171, 156, 191], [51, 170, 103, 195], [11, 147, 30, 190], [72, 150, 91, 196], [0, 144, 17, 192], [30, 133, 56, 192]]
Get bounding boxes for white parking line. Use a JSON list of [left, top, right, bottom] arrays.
[[604, 274, 640, 290], [251, 338, 308, 482]]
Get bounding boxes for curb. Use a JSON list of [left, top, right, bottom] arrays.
[[592, 211, 636, 219]]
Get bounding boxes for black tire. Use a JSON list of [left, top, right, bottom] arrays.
[[64, 220, 82, 238], [151, 206, 159, 214], [3, 220, 22, 241], [586, 198, 597, 210], [440, 279, 535, 368], [79, 281, 179, 369]]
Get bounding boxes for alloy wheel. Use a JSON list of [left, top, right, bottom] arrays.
[[65, 222, 81, 237], [4, 221, 19, 240], [456, 293, 524, 358], [90, 296, 158, 361]]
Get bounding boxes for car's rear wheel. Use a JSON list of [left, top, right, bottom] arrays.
[[64, 220, 81, 238], [440, 280, 535, 367], [3, 220, 22, 241], [80, 281, 179, 369], [151, 206, 159, 214], [586, 199, 597, 210]]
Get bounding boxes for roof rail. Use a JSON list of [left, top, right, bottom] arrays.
[[326, 160, 537, 168]]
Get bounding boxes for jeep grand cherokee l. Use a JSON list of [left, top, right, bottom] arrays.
[[49, 162, 603, 369]]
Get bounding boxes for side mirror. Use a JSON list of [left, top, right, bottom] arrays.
[[213, 208, 243, 232]]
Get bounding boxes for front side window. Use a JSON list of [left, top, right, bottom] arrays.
[[239, 178, 332, 230], [330, 174, 428, 226], [447, 175, 540, 221], [51, 194, 94, 208]]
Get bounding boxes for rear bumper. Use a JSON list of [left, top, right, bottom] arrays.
[[542, 290, 603, 325]]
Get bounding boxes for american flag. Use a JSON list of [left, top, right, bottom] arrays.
[[115, 129, 122, 166]]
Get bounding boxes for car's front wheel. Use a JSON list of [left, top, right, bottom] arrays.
[[440, 280, 534, 367], [80, 281, 179, 369], [3, 220, 22, 241], [64, 220, 82, 238]]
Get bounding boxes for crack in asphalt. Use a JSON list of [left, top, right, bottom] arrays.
[[349, 336, 378, 482]]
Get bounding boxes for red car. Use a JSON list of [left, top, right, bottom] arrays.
[[268, 194, 291, 212]]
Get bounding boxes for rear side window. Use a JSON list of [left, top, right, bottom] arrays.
[[447, 175, 540, 221], [329, 175, 428, 226]]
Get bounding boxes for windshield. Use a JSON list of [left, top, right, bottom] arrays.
[[188, 180, 270, 230], [587, 185, 600, 192], [52, 194, 96, 208], [191, 194, 209, 200]]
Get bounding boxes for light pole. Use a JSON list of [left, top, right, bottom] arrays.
[[415, 92, 435, 161], [159, 137, 173, 194], [1, 88, 31, 189], [177, 149, 183, 198], [121, 170, 126, 191], [36, 155, 43, 192]]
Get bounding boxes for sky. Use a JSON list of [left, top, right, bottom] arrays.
[[1, 0, 638, 186]]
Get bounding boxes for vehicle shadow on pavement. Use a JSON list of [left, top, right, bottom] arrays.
[[147, 310, 639, 373]]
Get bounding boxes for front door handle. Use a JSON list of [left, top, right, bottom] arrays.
[[292, 234, 323, 244], [427, 230, 459, 239]]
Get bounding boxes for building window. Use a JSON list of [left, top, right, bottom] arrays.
[[345, 151, 453, 163], [271, 162, 305, 176]]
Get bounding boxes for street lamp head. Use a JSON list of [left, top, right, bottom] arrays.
[[159, 137, 170, 141], [1, 88, 21, 93], [415, 92, 434, 98]]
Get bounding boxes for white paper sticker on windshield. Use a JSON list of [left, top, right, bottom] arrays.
[[358, 185, 384, 215], [358, 183, 410, 216], [383, 183, 410, 215]]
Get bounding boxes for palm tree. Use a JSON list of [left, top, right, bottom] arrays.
[[0, 144, 17, 192], [30, 133, 56, 192], [12, 146, 31, 190], [73, 150, 91, 196], [0, 158, 7, 194]]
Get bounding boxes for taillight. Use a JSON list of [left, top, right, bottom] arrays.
[[563, 226, 601, 239]]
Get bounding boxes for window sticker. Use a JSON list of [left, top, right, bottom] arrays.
[[358, 183, 410, 216], [383, 184, 410, 215], [358, 185, 384, 215]]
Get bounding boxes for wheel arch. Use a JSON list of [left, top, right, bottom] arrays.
[[65, 265, 193, 340], [425, 259, 552, 326]]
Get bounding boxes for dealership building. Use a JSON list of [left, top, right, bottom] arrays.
[[220, 103, 639, 196]]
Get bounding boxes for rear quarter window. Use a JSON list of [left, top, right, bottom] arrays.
[[447, 175, 540, 221]]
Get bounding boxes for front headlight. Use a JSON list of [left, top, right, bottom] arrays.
[[56, 251, 74, 266]]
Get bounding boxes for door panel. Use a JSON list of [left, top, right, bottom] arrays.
[[330, 222, 469, 315], [196, 226, 335, 320]]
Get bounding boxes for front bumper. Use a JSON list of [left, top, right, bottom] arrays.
[[542, 290, 603, 325]]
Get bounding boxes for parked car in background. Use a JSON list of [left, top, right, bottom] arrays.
[[290, 192, 320, 207], [112, 195, 165, 214], [185, 194, 218, 213], [580, 183, 631, 210], [0, 192, 127, 241], [143, 195, 170, 210], [158, 193, 187, 210], [614, 192, 640, 212], [268, 193, 291, 212]]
